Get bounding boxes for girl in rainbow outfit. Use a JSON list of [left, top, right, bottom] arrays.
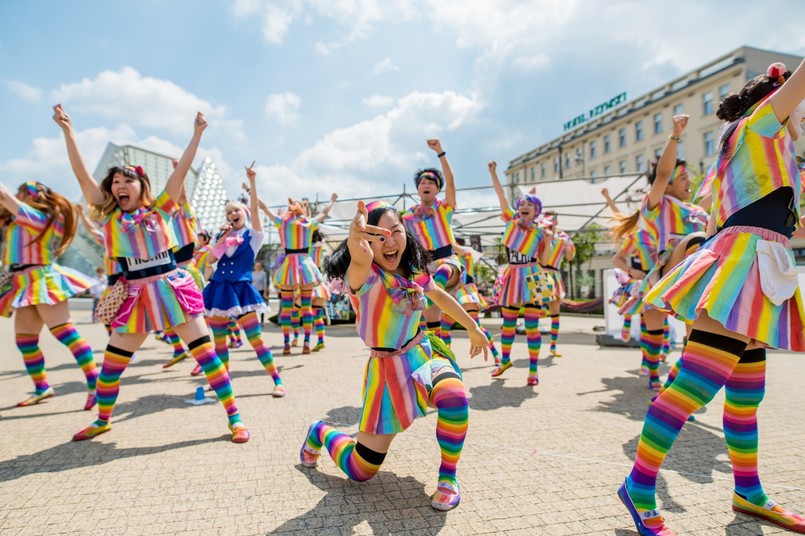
[[618, 61, 805, 536], [538, 211, 575, 358], [202, 166, 285, 398], [439, 237, 500, 364], [55, 106, 251, 443], [310, 230, 330, 351], [267, 193, 337, 355], [0, 182, 98, 410], [612, 114, 708, 391], [299, 200, 489, 511], [400, 139, 463, 337], [487, 161, 553, 385]]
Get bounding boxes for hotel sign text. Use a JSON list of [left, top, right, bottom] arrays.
[[563, 92, 627, 132]]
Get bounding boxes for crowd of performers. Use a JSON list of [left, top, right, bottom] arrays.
[[1, 59, 804, 530]]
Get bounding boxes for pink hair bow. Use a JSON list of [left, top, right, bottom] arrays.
[[225, 235, 244, 247]]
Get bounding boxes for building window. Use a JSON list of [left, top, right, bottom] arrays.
[[619, 128, 627, 148], [703, 91, 714, 115], [541, 163, 545, 179], [565, 153, 571, 169], [531, 167, 536, 182], [619, 160, 627, 173], [589, 140, 597, 159], [653, 112, 663, 134], [590, 170, 597, 180], [719, 83, 730, 101], [603, 165, 611, 176], [554, 158, 559, 174], [635, 121, 644, 142], [704, 130, 715, 156], [603, 134, 611, 154], [635, 154, 645, 173], [673, 103, 683, 116]]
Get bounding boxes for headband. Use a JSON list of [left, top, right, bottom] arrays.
[[365, 200, 393, 213], [668, 165, 687, 185], [23, 181, 40, 197], [415, 170, 444, 191], [126, 165, 145, 178], [515, 194, 542, 218]]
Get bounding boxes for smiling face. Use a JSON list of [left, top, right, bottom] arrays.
[[110, 171, 144, 212], [226, 203, 248, 229], [517, 199, 538, 221], [370, 210, 407, 275], [666, 167, 692, 201], [416, 176, 440, 205]]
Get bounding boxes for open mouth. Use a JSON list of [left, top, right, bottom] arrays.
[[382, 249, 399, 264], [117, 193, 130, 206], [229, 216, 241, 225]]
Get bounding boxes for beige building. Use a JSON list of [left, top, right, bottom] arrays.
[[506, 46, 805, 186]]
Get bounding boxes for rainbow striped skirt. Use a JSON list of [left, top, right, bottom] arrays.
[[0, 263, 94, 318], [272, 253, 322, 288]]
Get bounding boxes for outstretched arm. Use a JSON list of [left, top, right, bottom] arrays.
[[601, 187, 621, 216], [53, 105, 104, 206], [487, 161, 510, 214], [647, 114, 688, 210], [0, 183, 21, 214], [769, 59, 805, 123], [428, 139, 455, 208], [76, 203, 104, 243], [426, 286, 488, 360], [245, 164, 261, 232], [164, 112, 207, 202], [314, 192, 339, 223]]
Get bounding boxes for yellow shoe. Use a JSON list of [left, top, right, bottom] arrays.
[[312, 342, 325, 352], [491, 361, 512, 378], [732, 493, 805, 533], [17, 387, 55, 407], [229, 423, 251, 443], [163, 351, 188, 368], [72, 421, 111, 441]]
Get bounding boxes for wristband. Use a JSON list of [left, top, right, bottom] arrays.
[[668, 135, 681, 143], [437, 151, 446, 158]]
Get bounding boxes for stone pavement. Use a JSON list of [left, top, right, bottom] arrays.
[[1, 302, 804, 535]]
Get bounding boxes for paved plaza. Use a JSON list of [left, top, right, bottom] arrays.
[[1, 301, 804, 535]]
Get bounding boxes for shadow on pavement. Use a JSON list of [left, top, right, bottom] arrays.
[[467, 379, 538, 411]]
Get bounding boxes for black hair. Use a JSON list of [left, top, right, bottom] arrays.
[[646, 158, 687, 185], [324, 205, 432, 281], [312, 230, 324, 243], [413, 167, 444, 190], [717, 67, 792, 156], [455, 236, 466, 246]]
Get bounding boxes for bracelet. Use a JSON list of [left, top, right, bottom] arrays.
[[668, 135, 681, 143], [437, 151, 446, 158]]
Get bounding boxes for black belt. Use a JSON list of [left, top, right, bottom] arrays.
[[539, 264, 560, 271], [9, 263, 44, 272], [107, 273, 122, 286], [371, 330, 420, 353], [510, 258, 537, 265], [285, 247, 310, 255], [429, 244, 454, 261], [119, 251, 177, 280], [173, 243, 195, 264]]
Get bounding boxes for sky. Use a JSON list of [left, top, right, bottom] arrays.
[[1, 0, 804, 209]]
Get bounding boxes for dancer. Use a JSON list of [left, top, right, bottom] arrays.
[[439, 237, 500, 364], [300, 200, 489, 511], [539, 211, 575, 357], [0, 182, 98, 409], [203, 165, 285, 397], [251, 261, 269, 324], [266, 192, 337, 354], [55, 105, 250, 443], [486, 161, 552, 385], [611, 114, 708, 391], [401, 139, 462, 337], [310, 231, 329, 351], [618, 60, 805, 535]]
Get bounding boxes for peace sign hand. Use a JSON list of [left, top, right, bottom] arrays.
[[348, 201, 390, 262]]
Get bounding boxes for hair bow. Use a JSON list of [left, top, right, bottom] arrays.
[[516, 218, 535, 231], [388, 281, 427, 314], [126, 165, 145, 177]]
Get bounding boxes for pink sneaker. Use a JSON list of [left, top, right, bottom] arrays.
[[431, 480, 461, 511]]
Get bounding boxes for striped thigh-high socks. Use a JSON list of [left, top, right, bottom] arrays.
[[163, 326, 187, 358], [433, 264, 453, 290], [300, 289, 313, 347], [621, 314, 633, 342], [432, 372, 469, 488], [500, 306, 520, 365], [639, 318, 648, 371], [724, 348, 768, 506], [641, 328, 665, 389], [523, 306, 542, 379], [228, 318, 242, 344], [280, 290, 294, 346], [96, 345, 134, 425], [49, 323, 98, 392], [17, 333, 49, 393], [661, 317, 671, 360], [208, 316, 231, 368], [188, 336, 242, 427], [549, 314, 560, 353], [440, 314, 454, 346], [468, 309, 499, 360], [239, 312, 282, 385], [626, 330, 745, 512], [291, 305, 301, 343], [305, 421, 385, 481], [313, 305, 326, 346]]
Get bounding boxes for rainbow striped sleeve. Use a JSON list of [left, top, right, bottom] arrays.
[[153, 190, 179, 221], [401, 199, 455, 251], [171, 203, 199, 248], [14, 203, 48, 234], [545, 232, 574, 268]]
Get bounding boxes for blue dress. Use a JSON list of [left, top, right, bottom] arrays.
[[203, 228, 270, 317]]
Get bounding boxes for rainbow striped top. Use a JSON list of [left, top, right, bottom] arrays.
[[311, 242, 325, 267], [4, 203, 64, 265], [709, 96, 801, 227], [273, 213, 317, 251], [89, 229, 122, 276], [640, 194, 708, 255], [501, 208, 544, 258], [100, 190, 178, 260], [171, 202, 198, 249], [193, 244, 212, 276], [349, 264, 434, 349], [401, 198, 455, 251], [543, 230, 575, 269]]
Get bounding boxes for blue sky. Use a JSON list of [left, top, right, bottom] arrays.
[[1, 0, 803, 206]]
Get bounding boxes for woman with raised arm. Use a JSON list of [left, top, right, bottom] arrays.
[[202, 166, 285, 397], [54, 105, 250, 443], [0, 182, 98, 410], [618, 60, 805, 536], [487, 161, 553, 385], [539, 211, 575, 357], [300, 200, 489, 511], [263, 192, 337, 355]]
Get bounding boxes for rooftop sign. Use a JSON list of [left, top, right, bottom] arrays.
[[563, 92, 627, 132]]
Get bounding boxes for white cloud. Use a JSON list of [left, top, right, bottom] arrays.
[[265, 92, 302, 125], [362, 95, 395, 108], [51, 67, 239, 138], [4, 80, 43, 102], [514, 54, 551, 71], [369, 57, 399, 76]]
